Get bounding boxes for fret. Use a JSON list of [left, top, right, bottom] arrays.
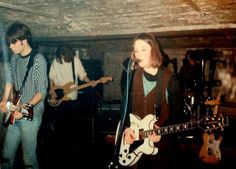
[[138, 116, 222, 138], [175, 125, 181, 131], [156, 129, 161, 135], [169, 126, 174, 133]]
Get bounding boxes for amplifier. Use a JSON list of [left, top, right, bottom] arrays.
[[97, 103, 121, 133], [69, 117, 95, 145]]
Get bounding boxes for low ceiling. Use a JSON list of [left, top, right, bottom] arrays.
[[0, 0, 236, 47]]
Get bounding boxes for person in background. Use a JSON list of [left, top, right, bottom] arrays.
[[177, 50, 203, 121], [121, 33, 182, 169], [0, 22, 48, 169], [47, 44, 96, 130], [178, 50, 202, 96]]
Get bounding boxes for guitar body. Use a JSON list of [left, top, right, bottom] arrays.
[[4, 93, 34, 127], [4, 108, 15, 127], [4, 93, 22, 127], [118, 114, 158, 166], [199, 132, 222, 164], [47, 82, 74, 107]]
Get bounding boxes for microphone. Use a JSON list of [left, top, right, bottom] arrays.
[[121, 57, 140, 72], [130, 58, 140, 70]]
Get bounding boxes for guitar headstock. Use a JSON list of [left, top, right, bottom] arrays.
[[204, 92, 221, 106], [99, 76, 113, 84], [198, 115, 229, 132]]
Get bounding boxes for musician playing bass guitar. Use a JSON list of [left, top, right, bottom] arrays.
[[121, 33, 183, 169], [47, 45, 97, 131]]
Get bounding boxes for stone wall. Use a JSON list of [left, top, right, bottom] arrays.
[[0, 40, 235, 104]]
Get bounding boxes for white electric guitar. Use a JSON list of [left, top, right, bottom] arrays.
[[117, 113, 226, 167]]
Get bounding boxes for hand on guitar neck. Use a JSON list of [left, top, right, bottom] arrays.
[[48, 76, 113, 107]]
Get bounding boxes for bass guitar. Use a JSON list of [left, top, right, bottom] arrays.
[[47, 76, 113, 107], [117, 113, 227, 167]]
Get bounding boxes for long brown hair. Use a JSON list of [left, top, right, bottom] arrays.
[[55, 45, 75, 64], [131, 33, 163, 68]]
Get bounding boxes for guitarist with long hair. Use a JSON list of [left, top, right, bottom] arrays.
[[120, 33, 183, 169], [0, 22, 48, 169], [47, 45, 97, 131]]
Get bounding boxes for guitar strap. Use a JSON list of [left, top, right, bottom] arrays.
[[18, 50, 37, 95], [72, 58, 76, 82]]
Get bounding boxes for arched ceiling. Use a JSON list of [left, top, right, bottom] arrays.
[[0, 0, 236, 47]]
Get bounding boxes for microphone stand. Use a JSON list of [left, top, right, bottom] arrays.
[[108, 58, 135, 169]]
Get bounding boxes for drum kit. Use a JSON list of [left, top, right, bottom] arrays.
[[182, 60, 219, 121], [182, 80, 221, 122]]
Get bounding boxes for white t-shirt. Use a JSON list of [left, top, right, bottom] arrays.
[[49, 57, 87, 100]]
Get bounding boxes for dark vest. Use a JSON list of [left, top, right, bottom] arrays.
[[131, 67, 172, 126]]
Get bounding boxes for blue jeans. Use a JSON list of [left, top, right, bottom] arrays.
[[1, 118, 41, 169]]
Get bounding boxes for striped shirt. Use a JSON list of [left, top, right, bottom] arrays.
[[6, 52, 48, 119]]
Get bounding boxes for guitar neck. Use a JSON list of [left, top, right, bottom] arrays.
[[142, 121, 198, 138], [142, 115, 227, 138], [69, 80, 99, 93]]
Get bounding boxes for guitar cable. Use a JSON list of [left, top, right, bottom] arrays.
[[108, 58, 134, 169]]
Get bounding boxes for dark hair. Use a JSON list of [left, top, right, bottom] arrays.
[[185, 50, 195, 60], [55, 45, 75, 63], [131, 33, 163, 68], [5, 22, 32, 46]]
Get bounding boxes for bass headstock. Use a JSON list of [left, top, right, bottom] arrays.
[[99, 76, 113, 84]]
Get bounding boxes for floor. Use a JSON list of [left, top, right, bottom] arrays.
[[36, 107, 116, 169], [36, 115, 236, 169], [37, 134, 114, 169], [1, 109, 236, 169]]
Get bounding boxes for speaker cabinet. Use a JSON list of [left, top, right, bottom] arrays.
[[67, 117, 95, 145], [97, 103, 120, 134]]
